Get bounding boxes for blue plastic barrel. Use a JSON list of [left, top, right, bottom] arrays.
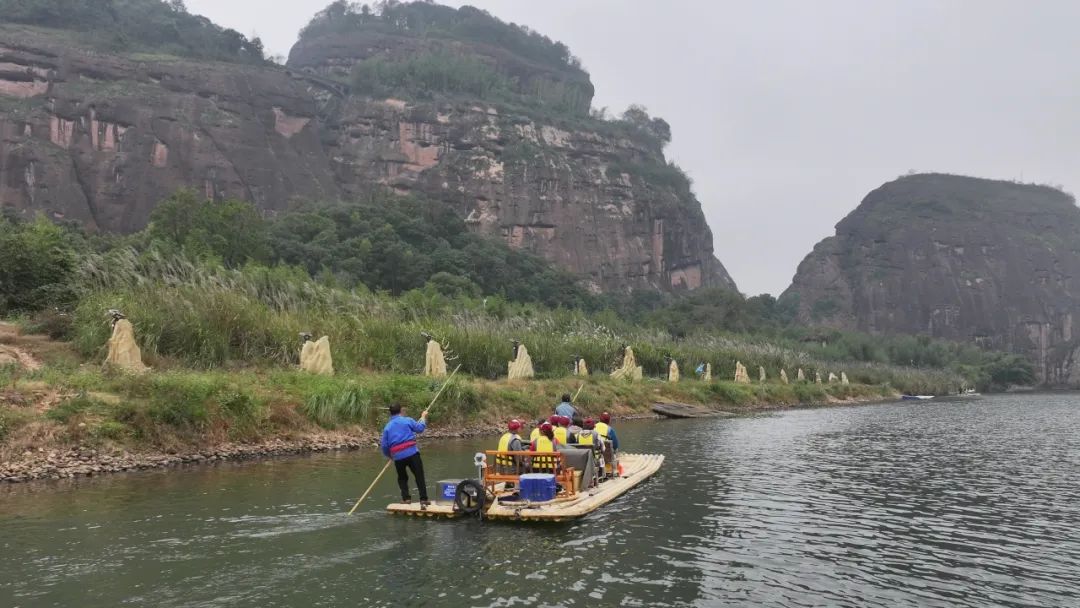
[[518, 473, 557, 501]]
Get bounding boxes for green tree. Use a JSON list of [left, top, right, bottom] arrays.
[[148, 190, 269, 267], [0, 215, 77, 314]]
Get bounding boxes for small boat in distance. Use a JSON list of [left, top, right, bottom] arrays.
[[901, 394, 935, 400]]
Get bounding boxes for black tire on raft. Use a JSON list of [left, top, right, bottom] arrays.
[[454, 479, 486, 515]]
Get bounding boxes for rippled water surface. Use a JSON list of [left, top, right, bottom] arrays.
[[3, 393, 1080, 607]]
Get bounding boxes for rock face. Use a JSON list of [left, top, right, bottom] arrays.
[[315, 96, 732, 292], [0, 17, 734, 294], [782, 173, 1080, 384], [0, 25, 339, 232]]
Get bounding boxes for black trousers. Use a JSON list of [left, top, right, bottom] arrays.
[[394, 453, 428, 501]]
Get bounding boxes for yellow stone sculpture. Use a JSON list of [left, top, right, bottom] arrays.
[[300, 336, 334, 376], [759, 366, 767, 382], [105, 318, 148, 373], [797, 368, 806, 382], [574, 358, 589, 376], [703, 363, 712, 381], [508, 343, 534, 379], [841, 372, 850, 385], [611, 346, 643, 381], [780, 369, 789, 384], [668, 360, 680, 383], [815, 371, 822, 384], [734, 361, 751, 384], [828, 372, 839, 383], [424, 339, 447, 378]]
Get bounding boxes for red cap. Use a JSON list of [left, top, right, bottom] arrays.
[[540, 422, 553, 432], [548, 415, 559, 425], [508, 419, 522, 431], [600, 412, 611, 423], [558, 416, 570, 426], [583, 417, 595, 429]]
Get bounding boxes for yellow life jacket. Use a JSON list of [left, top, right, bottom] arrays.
[[553, 426, 569, 444], [595, 421, 611, 440], [531, 435, 557, 470], [578, 429, 597, 446], [530, 427, 540, 441], [496, 432, 520, 467]]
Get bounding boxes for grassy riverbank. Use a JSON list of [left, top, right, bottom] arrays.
[[1, 321, 896, 482], [0, 226, 989, 483]]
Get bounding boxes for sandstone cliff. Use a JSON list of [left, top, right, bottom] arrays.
[[782, 173, 1080, 384], [0, 25, 340, 232], [0, 3, 734, 294]]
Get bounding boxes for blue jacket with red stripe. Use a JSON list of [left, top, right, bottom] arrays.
[[381, 415, 426, 460]]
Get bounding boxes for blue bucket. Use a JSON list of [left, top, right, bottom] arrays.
[[519, 473, 557, 502]]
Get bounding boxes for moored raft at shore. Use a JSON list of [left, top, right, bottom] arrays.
[[386, 452, 664, 522]]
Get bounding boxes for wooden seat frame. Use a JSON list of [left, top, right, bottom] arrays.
[[484, 450, 576, 498]]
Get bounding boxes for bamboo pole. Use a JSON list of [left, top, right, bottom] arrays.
[[347, 365, 462, 515], [572, 382, 585, 402]]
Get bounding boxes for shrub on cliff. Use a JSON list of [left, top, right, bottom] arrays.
[[351, 51, 513, 101], [302, 1, 582, 73]]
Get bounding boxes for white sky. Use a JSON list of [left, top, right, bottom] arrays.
[[186, 0, 1080, 296]]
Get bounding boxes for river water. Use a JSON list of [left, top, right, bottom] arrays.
[[3, 393, 1080, 607]]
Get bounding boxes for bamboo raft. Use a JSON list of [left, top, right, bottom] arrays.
[[386, 452, 664, 522]]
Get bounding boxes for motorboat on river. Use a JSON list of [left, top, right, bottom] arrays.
[[901, 394, 935, 401], [387, 448, 664, 522]]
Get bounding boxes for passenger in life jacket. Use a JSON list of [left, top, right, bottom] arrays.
[[530, 417, 547, 442], [380, 402, 429, 506], [576, 417, 606, 483], [497, 419, 525, 488], [529, 422, 560, 471], [552, 415, 572, 445], [596, 412, 621, 477], [576, 418, 604, 447], [595, 412, 620, 451], [568, 415, 583, 443]]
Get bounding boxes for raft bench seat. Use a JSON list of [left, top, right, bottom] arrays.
[[484, 450, 576, 498]]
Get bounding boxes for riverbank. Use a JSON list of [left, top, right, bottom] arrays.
[[0, 389, 896, 484], [0, 393, 898, 484], [1, 323, 898, 484]]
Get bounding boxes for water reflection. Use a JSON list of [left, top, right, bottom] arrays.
[[3, 395, 1080, 607]]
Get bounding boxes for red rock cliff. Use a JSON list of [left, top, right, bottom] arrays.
[[0, 22, 734, 293]]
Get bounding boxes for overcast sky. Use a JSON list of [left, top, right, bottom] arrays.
[[186, 0, 1080, 296]]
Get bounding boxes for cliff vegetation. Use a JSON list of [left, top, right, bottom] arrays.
[[300, 0, 590, 113], [0, 0, 267, 63]]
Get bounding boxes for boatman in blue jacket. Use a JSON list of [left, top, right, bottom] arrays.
[[381, 402, 429, 507]]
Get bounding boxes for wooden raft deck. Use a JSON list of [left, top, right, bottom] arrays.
[[385, 453, 664, 522], [485, 453, 664, 522]]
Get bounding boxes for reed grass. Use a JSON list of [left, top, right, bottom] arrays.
[[68, 248, 965, 395]]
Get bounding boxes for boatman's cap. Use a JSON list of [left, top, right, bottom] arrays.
[[548, 415, 559, 424], [540, 422, 553, 432], [508, 419, 522, 431], [583, 418, 595, 429], [600, 412, 611, 423]]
